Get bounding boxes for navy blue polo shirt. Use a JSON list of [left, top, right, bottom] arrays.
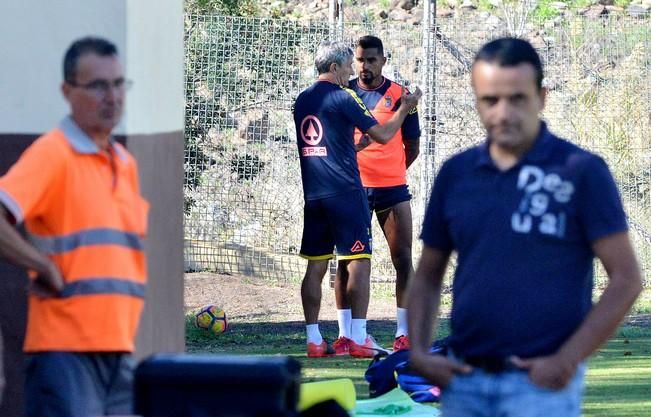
[[421, 122, 628, 358], [293, 80, 378, 200]]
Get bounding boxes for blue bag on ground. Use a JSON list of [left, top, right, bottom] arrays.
[[364, 337, 449, 403]]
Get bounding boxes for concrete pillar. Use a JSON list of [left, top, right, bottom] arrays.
[[0, 1, 185, 415]]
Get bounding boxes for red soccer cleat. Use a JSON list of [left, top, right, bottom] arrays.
[[393, 335, 411, 352], [332, 336, 351, 356], [349, 335, 391, 358], [307, 340, 335, 358]]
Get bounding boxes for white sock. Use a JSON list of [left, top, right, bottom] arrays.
[[337, 309, 352, 338], [351, 319, 367, 344], [306, 324, 323, 345], [396, 307, 408, 338]]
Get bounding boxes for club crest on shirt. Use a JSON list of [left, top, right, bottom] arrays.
[[384, 96, 392, 108]]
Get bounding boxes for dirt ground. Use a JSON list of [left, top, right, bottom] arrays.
[[184, 272, 398, 322], [184, 272, 651, 327]]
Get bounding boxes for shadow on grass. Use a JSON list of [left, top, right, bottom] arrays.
[[186, 318, 451, 354], [187, 319, 400, 353], [186, 316, 650, 410], [185, 317, 451, 399]]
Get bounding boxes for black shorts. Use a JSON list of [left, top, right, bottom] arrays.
[[366, 184, 412, 214], [300, 189, 372, 260]]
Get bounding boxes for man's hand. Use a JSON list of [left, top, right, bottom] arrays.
[[400, 85, 422, 111], [510, 354, 577, 390], [30, 260, 64, 298], [356, 134, 372, 152], [410, 352, 472, 389]]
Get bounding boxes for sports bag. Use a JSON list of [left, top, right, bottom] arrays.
[[364, 337, 449, 403]]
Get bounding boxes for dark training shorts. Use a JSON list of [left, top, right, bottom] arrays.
[[366, 184, 412, 214], [300, 189, 372, 260], [25, 351, 135, 417]]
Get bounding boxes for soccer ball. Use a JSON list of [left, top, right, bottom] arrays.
[[195, 305, 228, 334]]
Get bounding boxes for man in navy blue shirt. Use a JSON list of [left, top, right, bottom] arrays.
[[408, 38, 642, 416], [294, 41, 421, 358]]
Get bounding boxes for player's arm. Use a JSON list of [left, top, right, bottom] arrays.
[[404, 137, 420, 168], [402, 99, 421, 168], [355, 134, 372, 152], [366, 86, 422, 144], [0, 205, 63, 296]]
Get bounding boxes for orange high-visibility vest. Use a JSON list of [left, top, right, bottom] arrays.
[[0, 117, 149, 352]]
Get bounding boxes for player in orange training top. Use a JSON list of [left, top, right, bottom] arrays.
[[335, 35, 420, 353]]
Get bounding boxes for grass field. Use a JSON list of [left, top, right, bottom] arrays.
[[186, 314, 651, 417]]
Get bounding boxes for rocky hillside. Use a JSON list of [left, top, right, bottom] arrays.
[[251, 0, 649, 23]]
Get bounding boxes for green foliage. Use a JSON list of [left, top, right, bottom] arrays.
[[269, 3, 285, 18], [527, 0, 636, 23], [183, 16, 320, 212], [290, 8, 304, 19], [572, 0, 595, 8], [632, 291, 651, 315], [614, 0, 633, 7], [185, 0, 260, 16], [476, 0, 496, 12], [531, 0, 562, 21]]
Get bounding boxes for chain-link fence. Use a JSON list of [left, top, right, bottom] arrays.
[[184, 8, 650, 288], [184, 15, 329, 282]]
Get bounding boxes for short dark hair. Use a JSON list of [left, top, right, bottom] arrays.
[[63, 37, 118, 83], [357, 35, 384, 56], [474, 37, 543, 90]]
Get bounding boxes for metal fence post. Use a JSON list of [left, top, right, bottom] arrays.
[[327, 0, 346, 287], [419, 0, 437, 216], [329, 0, 344, 41]]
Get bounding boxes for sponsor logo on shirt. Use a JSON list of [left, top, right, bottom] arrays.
[[511, 165, 575, 237], [302, 147, 327, 156], [300, 115, 323, 146], [300, 115, 326, 157]]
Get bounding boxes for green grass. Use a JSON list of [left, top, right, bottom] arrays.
[[583, 325, 651, 417], [632, 291, 651, 314], [186, 316, 651, 415]]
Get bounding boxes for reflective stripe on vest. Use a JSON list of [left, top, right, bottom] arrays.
[[28, 228, 143, 254], [61, 278, 146, 298]]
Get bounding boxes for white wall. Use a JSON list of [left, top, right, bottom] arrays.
[[125, 0, 184, 134], [0, 0, 183, 135], [0, 1, 126, 134]]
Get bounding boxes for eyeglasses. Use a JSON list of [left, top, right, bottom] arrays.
[[67, 78, 133, 96]]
